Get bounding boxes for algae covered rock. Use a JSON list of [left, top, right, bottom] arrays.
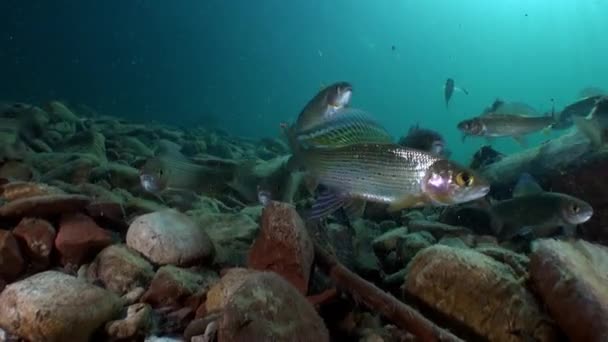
[[87, 244, 155, 295], [404, 245, 557, 341], [218, 271, 329, 342], [126, 209, 215, 266], [530, 238, 608, 342], [0, 270, 122, 342]]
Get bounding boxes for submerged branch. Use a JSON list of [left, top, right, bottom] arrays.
[[313, 243, 464, 342]]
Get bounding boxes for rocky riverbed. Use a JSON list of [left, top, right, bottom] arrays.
[[0, 101, 607, 342]]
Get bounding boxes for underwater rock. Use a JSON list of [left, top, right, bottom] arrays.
[[0, 193, 91, 218], [39, 155, 97, 185], [126, 209, 215, 266], [351, 219, 383, 278], [0, 270, 122, 342], [0, 180, 63, 201], [12, 217, 56, 271], [0, 160, 33, 181], [218, 271, 329, 342], [475, 245, 529, 279], [141, 265, 219, 309], [437, 236, 472, 249], [530, 239, 608, 341], [373, 229, 435, 273], [407, 219, 472, 240], [404, 245, 558, 341], [0, 230, 25, 281], [61, 129, 107, 162], [202, 268, 256, 317], [189, 211, 258, 267], [105, 303, 156, 340], [87, 244, 155, 296], [55, 213, 113, 267], [248, 201, 314, 295], [45, 100, 81, 124]]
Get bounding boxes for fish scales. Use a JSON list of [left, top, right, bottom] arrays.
[[303, 143, 439, 203]]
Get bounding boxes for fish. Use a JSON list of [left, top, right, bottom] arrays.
[[398, 124, 450, 157], [444, 78, 468, 108], [572, 96, 608, 148], [485, 173, 593, 241], [294, 81, 353, 132], [139, 147, 236, 196], [292, 107, 393, 149], [457, 99, 555, 146], [298, 142, 490, 219]]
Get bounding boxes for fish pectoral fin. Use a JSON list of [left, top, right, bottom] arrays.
[[513, 135, 527, 147], [343, 198, 366, 220], [387, 194, 428, 212], [308, 188, 346, 220]]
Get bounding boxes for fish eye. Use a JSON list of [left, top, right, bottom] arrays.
[[455, 172, 474, 187], [571, 204, 580, 214]]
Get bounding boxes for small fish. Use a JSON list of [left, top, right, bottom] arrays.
[[398, 124, 450, 157], [554, 90, 605, 130], [457, 99, 555, 146], [139, 148, 236, 196], [444, 78, 468, 108], [572, 96, 608, 148], [485, 173, 593, 241], [294, 81, 353, 132], [298, 142, 490, 219]]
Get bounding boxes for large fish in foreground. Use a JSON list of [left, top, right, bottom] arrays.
[[457, 99, 555, 145], [298, 142, 490, 219], [485, 173, 593, 241]]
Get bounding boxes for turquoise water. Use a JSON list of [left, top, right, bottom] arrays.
[[1, 0, 607, 164]]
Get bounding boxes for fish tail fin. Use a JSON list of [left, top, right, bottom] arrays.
[[573, 115, 605, 148]]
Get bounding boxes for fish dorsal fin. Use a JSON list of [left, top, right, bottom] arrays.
[[490, 99, 504, 112], [513, 173, 543, 197]]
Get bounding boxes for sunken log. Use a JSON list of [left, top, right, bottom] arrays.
[[313, 243, 464, 342]]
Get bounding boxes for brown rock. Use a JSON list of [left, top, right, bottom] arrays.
[[204, 268, 256, 315], [87, 244, 155, 295], [0, 271, 122, 342], [405, 245, 558, 341], [86, 200, 126, 223], [247, 201, 314, 294], [218, 271, 329, 342], [12, 217, 56, 270], [0, 230, 24, 280], [55, 213, 113, 266], [0, 193, 91, 218], [105, 303, 155, 340], [142, 265, 218, 309], [126, 209, 215, 266], [0, 161, 32, 181], [530, 239, 608, 342]]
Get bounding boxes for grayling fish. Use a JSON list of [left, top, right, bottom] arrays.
[[299, 142, 490, 219], [457, 99, 554, 145], [294, 81, 353, 131], [487, 173, 593, 241]]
